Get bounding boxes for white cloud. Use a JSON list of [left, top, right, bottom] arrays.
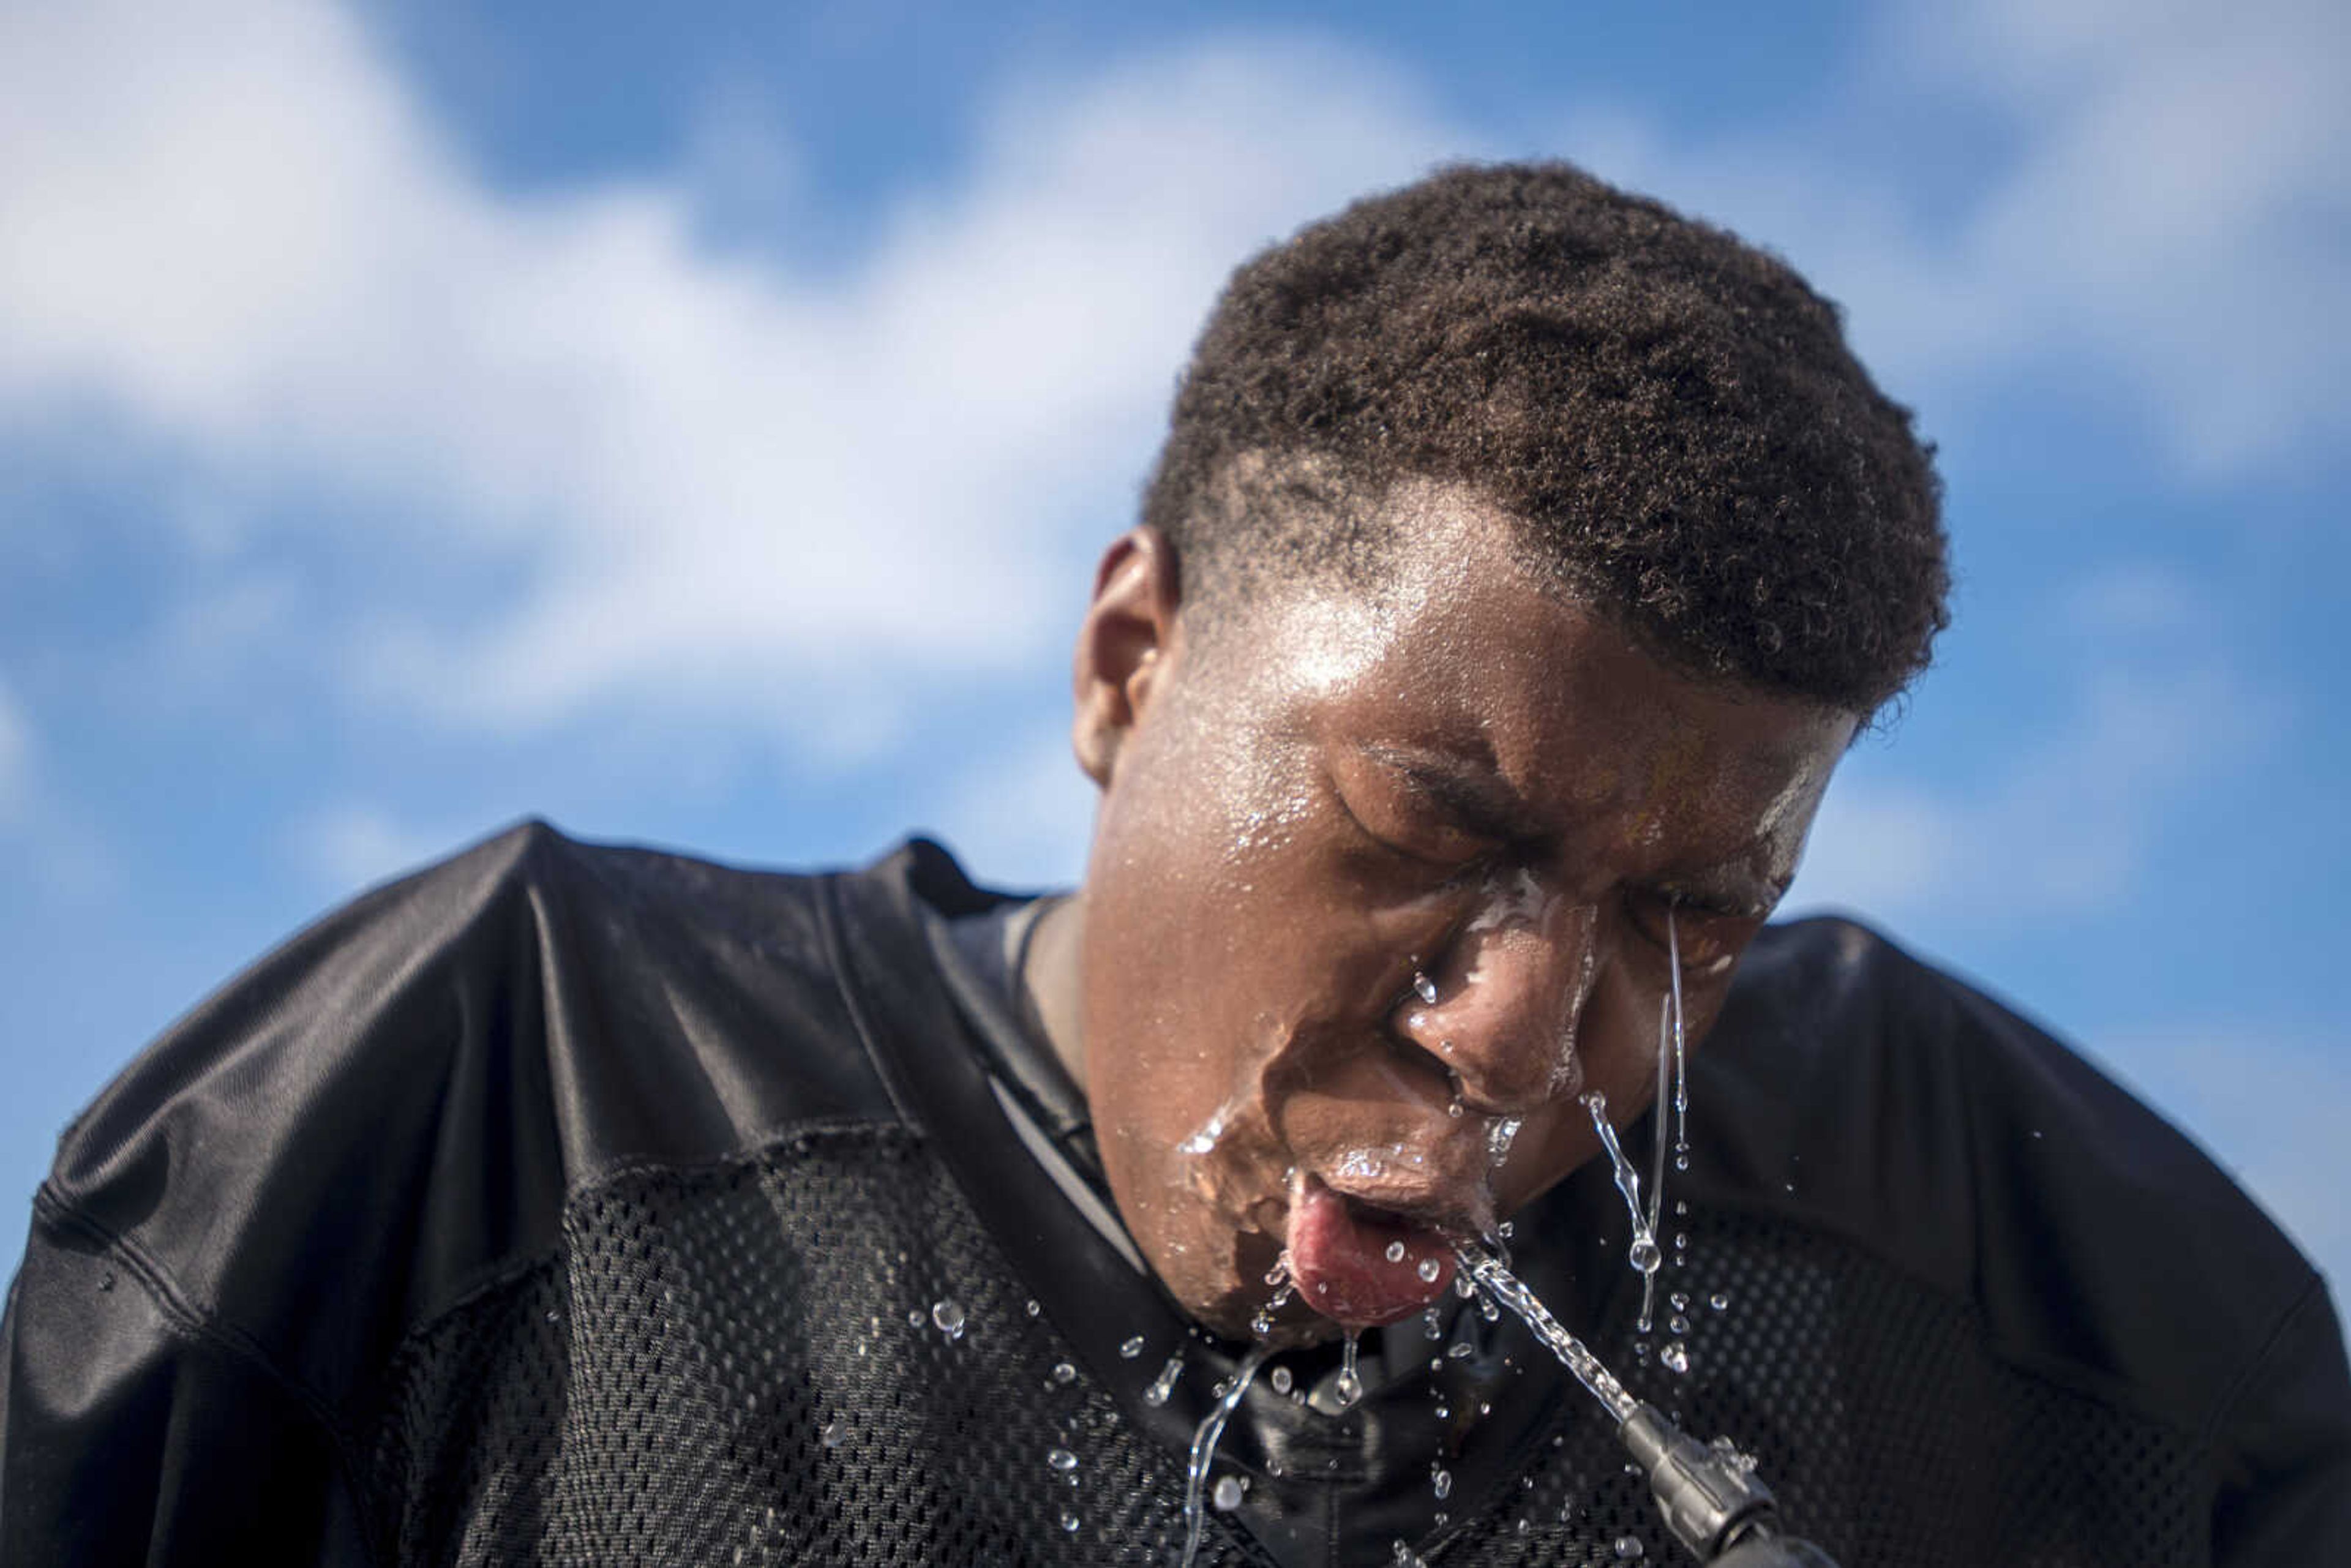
[[924, 723, 1098, 891], [1559, 0, 2350, 473], [0, 1, 1469, 745], [0, 676, 116, 899], [287, 803, 460, 893], [1786, 599, 2280, 925], [0, 677, 29, 821]]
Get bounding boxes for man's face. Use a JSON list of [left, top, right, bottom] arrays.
[[1070, 485, 1854, 1340]]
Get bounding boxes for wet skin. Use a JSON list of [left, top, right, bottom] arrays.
[[1030, 484, 1856, 1342]]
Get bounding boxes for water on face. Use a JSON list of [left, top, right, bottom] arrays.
[[1487, 1115, 1524, 1172], [1178, 1343, 1272, 1568]]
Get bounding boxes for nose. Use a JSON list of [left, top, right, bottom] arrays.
[[1394, 891, 1600, 1116]]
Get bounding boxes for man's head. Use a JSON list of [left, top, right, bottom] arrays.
[[1145, 160, 1946, 717], [1044, 162, 1948, 1340]]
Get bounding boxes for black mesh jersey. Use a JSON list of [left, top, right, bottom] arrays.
[[4, 823, 2346, 1566]]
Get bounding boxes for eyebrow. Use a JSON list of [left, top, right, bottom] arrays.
[[1357, 743, 1550, 844]]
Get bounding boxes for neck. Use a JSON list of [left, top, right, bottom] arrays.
[[1021, 891, 1090, 1097]]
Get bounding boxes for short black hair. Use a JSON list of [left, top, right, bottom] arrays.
[[1142, 161, 1949, 718]]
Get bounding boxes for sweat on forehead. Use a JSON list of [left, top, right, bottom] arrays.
[[1143, 160, 1953, 722]]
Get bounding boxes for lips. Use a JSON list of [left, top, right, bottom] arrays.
[[1284, 1174, 1458, 1327]]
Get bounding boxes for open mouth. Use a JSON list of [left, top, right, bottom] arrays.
[[1284, 1172, 1461, 1327]]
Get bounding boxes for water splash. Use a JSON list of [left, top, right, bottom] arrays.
[[1666, 907, 1690, 1174], [1178, 1343, 1272, 1568], [1144, 1354, 1185, 1408], [1453, 1240, 1637, 1424], [1333, 1329, 1365, 1409], [1645, 991, 1670, 1331], [1582, 1092, 1663, 1326]]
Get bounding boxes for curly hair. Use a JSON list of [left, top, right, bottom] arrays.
[[1142, 161, 1949, 718]]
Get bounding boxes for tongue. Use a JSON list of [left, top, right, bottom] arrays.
[[1287, 1179, 1457, 1327]]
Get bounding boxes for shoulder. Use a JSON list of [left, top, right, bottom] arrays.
[[37, 820, 915, 1405], [1696, 916, 2333, 1432]]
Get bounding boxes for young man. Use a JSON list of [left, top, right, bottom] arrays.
[[5, 164, 2345, 1566]]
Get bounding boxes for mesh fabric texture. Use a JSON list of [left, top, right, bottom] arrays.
[[360, 1127, 2211, 1567]]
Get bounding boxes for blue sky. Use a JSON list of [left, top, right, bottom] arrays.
[[2, 0, 2345, 1313]]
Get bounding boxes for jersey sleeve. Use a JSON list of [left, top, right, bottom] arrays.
[[1, 1199, 370, 1564], [2209, 1275, 2351, 1566]]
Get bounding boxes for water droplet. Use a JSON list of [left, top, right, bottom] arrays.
[[1674, 1200, 1689, 1217], [1120, 1335, 1146, 1359], [1660, 1342, 1690, 1374], [1431, 1466, 1453, 1500], [931, 1300, 966, 1339], [1668, 1313, 1690, 1335], [908, 1309, 925, 1328], [1047, 1447, 1078, 1472], [1447, 1340, 1473, 1359], [1212, 1475, 1246, 1511], [1385, 1240, 1407, 1263], [1615, 1534, 1646, 1558], [1059, 1509, 1081, 1533], [1051, 1360, 1077, 1385], [820, 1419, 845, 1448], [97, 1272, 114, 1293], [1332, 1331, 1365, 1409], [1498, 1219, 1515, 1240], [1269, 1365, 1293, 1395], [1627, 1237, 1662, 1274], [1180, 1345, 1269, 1568], [1416, 1256, 1442, 1282], [1709, 1292, 1729, 1311], [1024, 1298, 1041, 1318], [1414, 970, 1439, 1003], [1446, 1092, 1466, 1118], [1670, 1292, 1689, 1312], [1674, 1152, 1690, 1171], [1145, 1354, 1184, 1407]]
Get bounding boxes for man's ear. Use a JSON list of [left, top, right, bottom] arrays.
[[1071, 527, 1184, 787]]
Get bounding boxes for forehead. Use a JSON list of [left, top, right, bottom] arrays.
[[1190, 485, 1853, 846]]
